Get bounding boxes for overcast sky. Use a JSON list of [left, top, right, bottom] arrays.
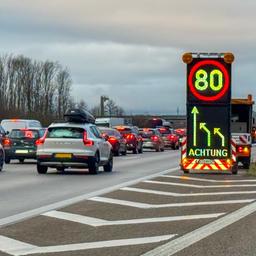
[[0, 0, 255, 114]]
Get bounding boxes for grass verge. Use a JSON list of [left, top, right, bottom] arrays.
[[248, 162, 256, 176]]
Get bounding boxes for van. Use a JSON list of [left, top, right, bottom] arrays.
[[1, 119, 42, 133]]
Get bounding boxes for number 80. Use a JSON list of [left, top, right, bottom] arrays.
[[195, 69, 223, 91]]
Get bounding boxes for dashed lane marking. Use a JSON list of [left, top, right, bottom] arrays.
[[144, 180, 256, 188], [121, 187, 256, 196], [42, 210, 225, 227], [90, 196, 255, 208], [141, 201, 256, 256], [161, 175, 256, 183], [0, 234, 177, 256]]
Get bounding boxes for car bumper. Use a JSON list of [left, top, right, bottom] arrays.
[[143, 141, 157, 149], [5, 148, 37, 159]]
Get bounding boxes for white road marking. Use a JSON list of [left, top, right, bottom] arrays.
[[162, 175, 256, 183], [0, 167, 179, 228], [121, 187, 256, 196], [0, 234, 176, 256], [43, 210, 225, 227], [144, 180, 256, 188], [0, 236, 38, 256], [90, 196, 255, 208], [141, 201, 256, 256]]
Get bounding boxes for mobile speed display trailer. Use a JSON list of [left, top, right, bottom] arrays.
[[180, 52, 237, 174]]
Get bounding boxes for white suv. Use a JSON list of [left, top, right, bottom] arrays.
[[36, 121, 113, 175]]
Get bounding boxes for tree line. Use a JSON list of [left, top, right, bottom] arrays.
[[0, 54, 125, 125], [0, 55, 73, 125]]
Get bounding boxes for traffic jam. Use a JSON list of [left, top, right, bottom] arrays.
[[0, 52, 256, 256]]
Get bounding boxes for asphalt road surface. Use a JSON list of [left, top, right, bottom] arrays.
[[1, 148, 256, 256]]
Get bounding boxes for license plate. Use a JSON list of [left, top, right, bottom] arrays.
[[15, 150, 29, 154], [55, 153, 72, 159]]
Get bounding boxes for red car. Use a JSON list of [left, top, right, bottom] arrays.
[[98, 127, 127, 156], [157, 127, 180, 150], [114, 126, 143, 154]]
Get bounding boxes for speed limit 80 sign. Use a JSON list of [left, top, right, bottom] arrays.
[[187, 58, 231, 104]]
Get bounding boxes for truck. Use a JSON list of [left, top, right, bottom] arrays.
[[231, 94, 254, 169], [95, 117, 125, 128]]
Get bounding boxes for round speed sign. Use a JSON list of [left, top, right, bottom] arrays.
[[188, 60, 230, 102]]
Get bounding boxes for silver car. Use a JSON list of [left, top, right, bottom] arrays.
[[36, 122, 113, 174]]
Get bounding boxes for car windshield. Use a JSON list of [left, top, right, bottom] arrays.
[[140, 130, 155, 138], [2, 121, 27, 132], [47, 127, 84, 139], [116, 127, 132, 135], [10, 129, 39, 139], [99, 128, 120, 137]]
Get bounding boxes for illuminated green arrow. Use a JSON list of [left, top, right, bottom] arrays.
[[214, 128, 225, 147], [191, 106, 199, 146], [200, 123, 211, 147]]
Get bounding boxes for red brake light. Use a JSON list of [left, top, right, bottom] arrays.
[[83, 131, 94, 146], [109, 136, 118, 143], [238, 146, 243, 153], [3, 138, 11, 147], [35, 130, 47, 146], [151, 136, 159, 141]]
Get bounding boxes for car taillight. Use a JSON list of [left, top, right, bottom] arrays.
[[238, 146, 243, 153], [35, 130, 48, 146], [127, 134, 135, 140], [151, 136, 159, 141], [168, 135, 175, 140], [83, 131, 94, 146], [3, 138, 12, 147], [109, 136, 118, 143]]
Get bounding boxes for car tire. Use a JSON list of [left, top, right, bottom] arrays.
[[56, 167, 65, 172], [232, 163, 238, 175], [160, 147, 165, 152], [88, 154, 99, 175], [5, 157, 10, 164], [37, 164, 48, 174], [243, 162, 250, 170], [104, 152, 113, 172], [183, 170, 189, 174], [19, 159, 24, 164], [114, 150, 120, 157], [138, 144, 143, 154], [0, 152, 4, 172], [121, 149, 127, 156], [156, 146, 160, 152], [133, 147, 138, 154]]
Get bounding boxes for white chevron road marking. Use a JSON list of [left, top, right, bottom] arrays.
[[42, 210, 225, 226], [90, 196, 255, 208], [121, 187, 256, 196], [0, 234, 176, 256], [143, 180, 256, 188]]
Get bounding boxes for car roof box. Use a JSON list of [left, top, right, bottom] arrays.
[[64, 108, 95, 124]]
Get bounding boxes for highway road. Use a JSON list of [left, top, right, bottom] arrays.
[[1, 148, 256, 256], [0, 150, 180, 220]]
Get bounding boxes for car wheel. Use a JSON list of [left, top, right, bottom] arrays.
[[0, 153, 3, 172], [121, 149, 127, 156], [5, 157, 10, 164], [37, 164, 48, 174], [176, 143, 180, 150], [114, 149, 120, 157], [133, 147, 138, 154], [160, 147, 165, 152], [232, 163, 238, 174], [56, 167, 65, 172], [19, 159, 24, 164], [155, 146, 160, 152], [104, 152, 113, 172], [183, 170, 189, 174], [88, 154, 99, 174], [243, 162, 250, 170]]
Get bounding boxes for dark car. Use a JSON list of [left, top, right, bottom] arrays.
[[98, 127, 127, 156], [157, 127, 180, 149], [3, 128, 46, 163], [139, 128, 165, 152], [114, 126, 143, 154], [0, 125, 7, 146]]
